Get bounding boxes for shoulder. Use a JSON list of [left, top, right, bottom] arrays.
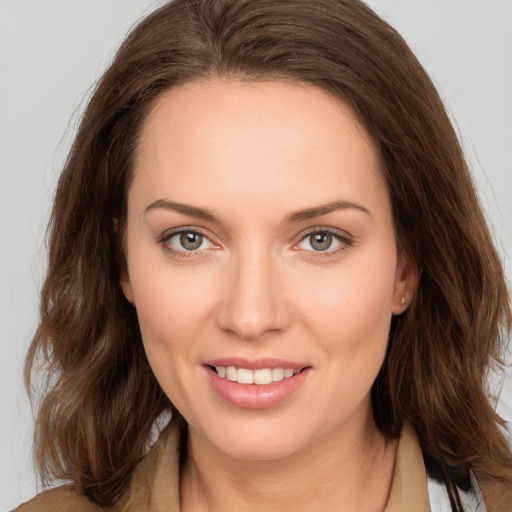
[[16, 486, 102, 512], [15, 416, 184, 512], [479, 479, 512, 512], [424, 452, 512, 512]]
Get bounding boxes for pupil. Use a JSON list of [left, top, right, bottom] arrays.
[[180, 232, 202, 250], [311, 233, 332, 251]]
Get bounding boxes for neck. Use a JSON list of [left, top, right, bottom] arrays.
[[180, 412, 398, 512]]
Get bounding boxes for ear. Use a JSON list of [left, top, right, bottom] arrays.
[[119, 266, 135, 304], [114, 216, 135, 304], [391, 251, 419, 315]]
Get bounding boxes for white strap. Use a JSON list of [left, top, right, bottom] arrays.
[[427, 470, 487, 512]]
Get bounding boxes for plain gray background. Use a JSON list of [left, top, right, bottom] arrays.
[[1, 1, 511, 509]]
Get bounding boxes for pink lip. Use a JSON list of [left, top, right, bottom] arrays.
[[204, 363, 311, 410], [204, 357, 306, 370]]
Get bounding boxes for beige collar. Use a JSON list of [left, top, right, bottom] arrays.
[[385, 422, 430, 511]]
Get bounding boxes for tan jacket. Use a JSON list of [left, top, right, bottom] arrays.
[[16, 418, 511, 512]]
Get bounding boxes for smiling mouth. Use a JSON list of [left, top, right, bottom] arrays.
[[209, 365, 305, 385]]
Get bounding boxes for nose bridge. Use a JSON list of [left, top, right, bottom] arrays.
[[216, 241, 289, 340]]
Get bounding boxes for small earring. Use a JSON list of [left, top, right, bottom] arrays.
[[400, 296, 406, 306]]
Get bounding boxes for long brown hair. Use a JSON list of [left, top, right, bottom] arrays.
[[26, 0, 512, 507]]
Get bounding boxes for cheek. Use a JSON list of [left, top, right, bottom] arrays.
[[292, 250, 397, 395], [294, 262, 395, 419], [297, 258, 396, 339], [139, 271, 211, 321], [127, 258, 218, 372], [127, 263, 221, 415]]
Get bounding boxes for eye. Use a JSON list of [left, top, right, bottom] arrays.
[[176, 232, 205, 251], [158, 228, 218, 258], [306, 232, 335, 251], [295, 229, 353, 256]]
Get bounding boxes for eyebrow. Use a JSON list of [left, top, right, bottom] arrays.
[[145, 199, 221, 223], [144, 198, 370, 224], [285, 200, 371, 223]]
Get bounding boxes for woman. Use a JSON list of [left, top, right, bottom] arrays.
[[19, 0, 512, 510]]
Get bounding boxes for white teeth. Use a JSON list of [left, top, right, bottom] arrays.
[[213, 366, 301, 384], [254, 368, 273, 385], [236, 368, 254, 384], [272, 367, 285, 382], [226, 366, 237, 381]]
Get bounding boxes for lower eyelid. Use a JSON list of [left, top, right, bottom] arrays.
[[299, 240, 352, 260]]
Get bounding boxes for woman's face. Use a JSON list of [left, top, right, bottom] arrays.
[[121, 79, 416, 460]]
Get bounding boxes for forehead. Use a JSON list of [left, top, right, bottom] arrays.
[[131, 79, 386, 220]]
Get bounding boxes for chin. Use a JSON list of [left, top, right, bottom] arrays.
[[217, 434, 305, 461], [195, 414, 315, 461]]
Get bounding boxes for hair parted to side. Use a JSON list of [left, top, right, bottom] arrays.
[[25, 0, 511, 507]]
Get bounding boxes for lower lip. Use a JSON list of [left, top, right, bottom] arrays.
[[205, 367, 311, 409]]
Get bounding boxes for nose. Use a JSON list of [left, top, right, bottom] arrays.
[[215, 249, 291, 340]]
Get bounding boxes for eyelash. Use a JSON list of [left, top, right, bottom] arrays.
[[157, 227, 215, 260], [157, 227, 354, 260], [296, 227, 354, 258]]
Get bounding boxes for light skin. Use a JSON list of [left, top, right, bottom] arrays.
[[120, 79, 418, 511]]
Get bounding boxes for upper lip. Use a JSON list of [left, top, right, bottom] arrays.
[[203, 357, 308, 370]]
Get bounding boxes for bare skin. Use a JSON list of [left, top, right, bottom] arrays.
[[121, 78, 417, 511], [180, 409, 398, 512]]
